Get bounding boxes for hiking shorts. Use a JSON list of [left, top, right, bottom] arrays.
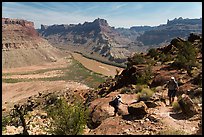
[[168, 90, 176, 97]]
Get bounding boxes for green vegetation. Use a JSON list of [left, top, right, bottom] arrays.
[[2, 67, 67, 76], [120, 87, 132, 94], [148, 48, 158, 59], [173, 41, 198, 71], [131, 53, 145, 65], [46, 97, 88, 135], [172, 101, 181, 112], [2, 115, 11, 131], [136, 65, 153, 85], [159, 53, 172, 64], [138, 88, 154, 100]]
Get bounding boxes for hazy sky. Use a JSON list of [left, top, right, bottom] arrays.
[[2, 2, 202, 29]]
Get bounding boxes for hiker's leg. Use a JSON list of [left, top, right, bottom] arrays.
[[169, 96, 172, 105], [172, 97, 174, 103], [114, 108, 117, 116]]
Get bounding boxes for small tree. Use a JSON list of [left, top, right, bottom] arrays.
[[136, 65, 152, 85], [173, 41, 198, 71], [10, 104, 29, 135], [47, 98, 87, 135], [132, 53, 145, 65], [148, 48, 158, 58]]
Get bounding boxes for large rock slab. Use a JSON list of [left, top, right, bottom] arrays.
[[178, 94, 198, 117], [128, 101, 148, 116]]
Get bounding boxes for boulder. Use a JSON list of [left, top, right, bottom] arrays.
[[178, 94, 198, 116], [128, 101, 148, 116], [88, 93, 118, 128], [88, 92, 138, 128]]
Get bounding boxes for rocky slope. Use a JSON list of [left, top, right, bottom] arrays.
[[2, 18, 66, 69], [84, 33, 202, 135]]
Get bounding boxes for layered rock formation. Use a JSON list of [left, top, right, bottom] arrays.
[[38, 18, 145, 63], [2, 18, 66, 68], [137, 17, 202, 46], [38, 17, 202, 64]]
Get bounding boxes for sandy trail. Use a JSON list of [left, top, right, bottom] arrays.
[[72, 52, 123, 77], [154, 105, 199, 134]]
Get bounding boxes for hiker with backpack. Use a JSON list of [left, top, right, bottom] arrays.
[[109, 95, 128, 116], [165, 76, 179, 106]]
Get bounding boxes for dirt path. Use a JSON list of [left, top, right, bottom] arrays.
[[71, 52, 123, 77], [154, 105, 199, 134]]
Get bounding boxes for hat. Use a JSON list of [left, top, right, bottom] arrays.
[[117, 95, 121, 98], [171, 77, 175, 80]]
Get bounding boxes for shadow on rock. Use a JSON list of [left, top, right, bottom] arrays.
[[169, 112, 194, 120], [122, 114, 146, 121]]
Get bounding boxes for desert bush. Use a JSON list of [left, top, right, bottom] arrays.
[[148, 48, 158, 58], [2, 115, 11, 131], [120, 87, 132, 94], [159, 53, 172, 63], [131, 53, 145, 65], [46, 98, 88, 135], [138, 88, 154, 101], [173, 41, 198, 70], [136, 65, 152, 85], [172, 101, 181, 112]]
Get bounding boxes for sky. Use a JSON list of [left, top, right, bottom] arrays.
[[2, 2, 202, 29]]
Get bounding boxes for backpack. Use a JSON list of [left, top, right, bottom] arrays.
[[109, 97, 119, 107]]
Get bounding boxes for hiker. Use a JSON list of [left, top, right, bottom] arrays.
[[165, 76, 179, 106], [109, 95, 127, 116]]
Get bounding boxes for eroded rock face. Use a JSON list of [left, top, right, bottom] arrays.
[[2, 18, 41, 50], [2, 18, 34, 27], [2, 18, 66, 68]]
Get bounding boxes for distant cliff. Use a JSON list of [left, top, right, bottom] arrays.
[[137, 17, 202, 45], [38, 18, 144, 63], [2, 18, 66, 68], [38, 17, 202, 63]]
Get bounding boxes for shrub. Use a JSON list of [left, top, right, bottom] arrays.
[[173, 41, 198, 70], [148, 48, 158, 58], [172, 101, 181, 112], [131, 53, 145, 65], [138, 88, 154, 101], [159, 53, 172, 63], [136, 65, 152, 85], [120, 87, 132, 94], [2, 115, 11, 131], [47, 98, 88, 135]]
